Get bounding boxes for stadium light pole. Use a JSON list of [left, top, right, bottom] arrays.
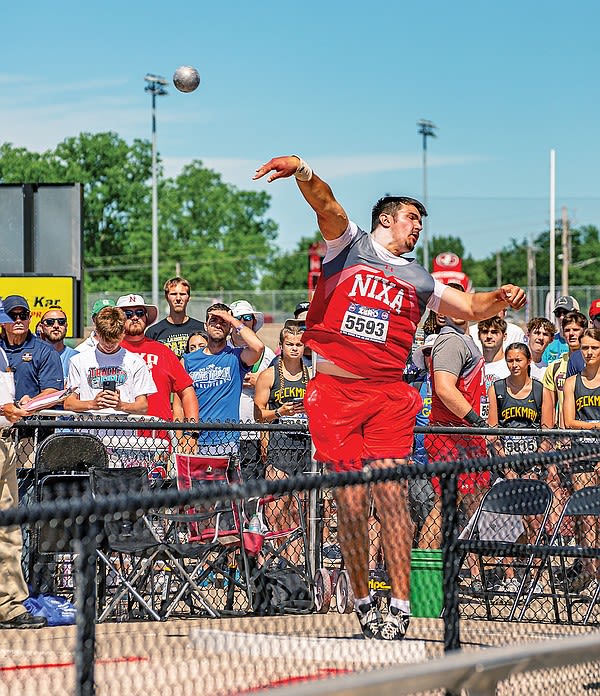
[[417, 119, 437, 271], [144, 73, 168, 308]]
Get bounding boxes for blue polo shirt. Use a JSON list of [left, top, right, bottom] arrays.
[[0, 332, 64, 400], [58, 345, 78, 380], [183, 345, 249, 449]]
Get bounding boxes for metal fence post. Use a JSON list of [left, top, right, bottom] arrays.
[[441, 469, 461, 653], [74, 517, 100, 696]]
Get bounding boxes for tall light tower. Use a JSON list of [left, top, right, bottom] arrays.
[[417, 119, 437, 271], [144, 73, 168, 307]]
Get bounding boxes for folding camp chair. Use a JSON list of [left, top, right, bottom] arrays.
[[157, 454, 254, 618], [457, 477, 554, 622], [89, 466, 221, 622], [32, 432, 109, 594]]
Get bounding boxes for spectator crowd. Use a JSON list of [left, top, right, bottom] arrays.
[[1, 274, 600, 627]]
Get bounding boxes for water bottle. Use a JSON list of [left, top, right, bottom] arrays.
[[248, 514, 261, 534]]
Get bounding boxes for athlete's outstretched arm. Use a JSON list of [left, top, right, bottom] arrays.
[[437, 284, 527, 322], [253, 155, 348, 240]]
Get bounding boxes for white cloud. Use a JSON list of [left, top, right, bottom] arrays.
[[163, 153, 486, 188]]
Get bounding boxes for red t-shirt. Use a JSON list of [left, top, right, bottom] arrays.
[[121, 336, 192, 421]]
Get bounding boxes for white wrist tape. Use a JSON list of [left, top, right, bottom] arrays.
[[293, 156, 313, 182]]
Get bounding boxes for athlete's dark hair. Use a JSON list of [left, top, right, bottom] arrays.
[[371, 196, 427, 232], [505, 342, 531, 362], [206, 303, 231, 320]]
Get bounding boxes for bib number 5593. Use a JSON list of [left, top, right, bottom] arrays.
[[340, 304, 389, 344]]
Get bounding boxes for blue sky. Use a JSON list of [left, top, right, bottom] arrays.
[[2, 0, 600, 265]]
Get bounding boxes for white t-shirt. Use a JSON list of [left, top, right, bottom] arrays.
[[67, 347, 156, 414], [0, 346, 15, 429], [75, 332, 98, 353], [469, 322, 526, 353], [484, 358, 510, 394], [530, 360, 547, 381]]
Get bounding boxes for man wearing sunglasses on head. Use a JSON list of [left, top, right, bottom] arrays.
[[229, 300, 275, 480], [38, 307, 78, 380]]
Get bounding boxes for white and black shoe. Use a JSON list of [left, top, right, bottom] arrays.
[[356, 601, 382, 639], [379, 605, 410, 641]]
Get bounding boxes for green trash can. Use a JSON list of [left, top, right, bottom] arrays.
[[410, 549, 444, 618]]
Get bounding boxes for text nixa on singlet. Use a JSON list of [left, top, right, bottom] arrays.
[[302, 223, 435, 381]]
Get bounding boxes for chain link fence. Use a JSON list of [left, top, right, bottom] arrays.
[[2, 417, 600, 694]]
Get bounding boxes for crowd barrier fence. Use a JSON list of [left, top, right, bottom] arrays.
[[2, 416, 600, 695]]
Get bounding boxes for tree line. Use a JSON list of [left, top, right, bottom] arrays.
[[1, 133, 598, 297]]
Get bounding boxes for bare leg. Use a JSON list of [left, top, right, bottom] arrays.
[[370, 459, 413, 600], [335, 484, 369, 598]]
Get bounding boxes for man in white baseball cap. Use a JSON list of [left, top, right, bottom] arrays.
[[115, 294, 159, 326], [229, 299, 274, 480]]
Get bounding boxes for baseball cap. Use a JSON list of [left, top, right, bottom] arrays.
[[0, 299, 14, 324], [412, 334, 436, 370], [3, 295, 30, 315], [229, 300, 264, 332], [115, 294, 159, 325], [91, 298, 115, 318], [589, 299, 600, 319], [553, 296, 580, 314], [294, 301, 310, 318]]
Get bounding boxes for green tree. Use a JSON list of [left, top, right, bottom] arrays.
[[160, 161, 278, 291], [260, 231, 321, 292], [0, 135, 279, 294], [0, 134, 153, 293], [419, 235, 466, 265]]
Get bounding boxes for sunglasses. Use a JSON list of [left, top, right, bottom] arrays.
[[8, 310, 30, 321], [42, 318, 67, 327], [236, 314, 254, 322], [124, 309, 147, 319]]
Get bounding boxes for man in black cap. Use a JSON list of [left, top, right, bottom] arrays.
[[294, 301, 310, 323], [0, 298, 47, 628], [543, 295, 580, 364]]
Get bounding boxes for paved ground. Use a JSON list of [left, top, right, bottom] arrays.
[[0, 612, 598, 696]]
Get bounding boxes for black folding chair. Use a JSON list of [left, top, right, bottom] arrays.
[[32, 432, 109, 594], [548, 486, 600, 624], [457, 478, 554, 621]]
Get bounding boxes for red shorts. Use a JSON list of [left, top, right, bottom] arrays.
[[425, 432, 490, 496], [304, 372, 422, 471]]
